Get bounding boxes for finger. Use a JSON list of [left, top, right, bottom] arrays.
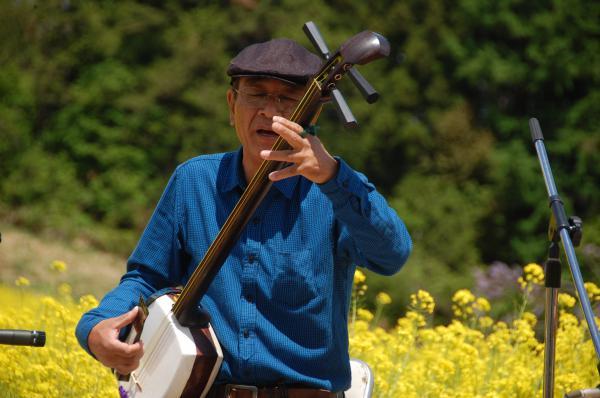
[[269, 164, 299, 182], [113, 306, 139, 329], [272, 121, 302, 145], [113, 340, 144, 360], [260, 149, 303, 163], [272, 117, 304, 146], [273, 115, 303, 132]]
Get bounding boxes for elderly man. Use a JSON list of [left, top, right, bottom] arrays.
[[76, 38, 412, 398]]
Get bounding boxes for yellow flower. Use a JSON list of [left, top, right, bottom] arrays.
[[78, 294, 99, 311], [405, 310, 426, 327], [452, 289, 476, 305], [50, 260, 67, 273], [452, 289, 475, 318], [58, 283, 72, 298], [522, 311, 538, 327], [7, 260, 597, 398], [376, 292, 392, 305], [558, 293, 576, 309], [410, 289, 435, 314], [15, 276, 30, 287], [357, 308, 374, 322], [584, 282, 600, 303], [478, 316, 494, 328], [0, 285, 115, 397], [523, 262, 544, 284], [353, 269, 366, 285], [474, 297, 491, 313]]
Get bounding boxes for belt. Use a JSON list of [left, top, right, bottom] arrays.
[[208, 383, 343, 398]]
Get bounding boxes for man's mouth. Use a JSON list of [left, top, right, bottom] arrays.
[[256, 129, 278, 138]]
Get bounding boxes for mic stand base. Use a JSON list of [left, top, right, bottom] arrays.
[[564, 387, 600, 398]]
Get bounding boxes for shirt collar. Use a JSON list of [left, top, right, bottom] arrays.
[[220, 147, 300, 200]]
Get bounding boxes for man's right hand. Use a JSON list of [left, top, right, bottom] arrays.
[[88, 306, 144, 375]]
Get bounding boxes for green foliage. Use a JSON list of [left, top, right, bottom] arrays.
[[0, 0, 598, 317], [2, 145, 84, 226], [391, 174, 490, 270]]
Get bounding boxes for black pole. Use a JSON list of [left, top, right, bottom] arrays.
[[543, 240, 561, 398]]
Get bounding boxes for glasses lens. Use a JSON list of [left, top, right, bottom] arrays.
[[237, 89, 299, 112], [279, 97, 298, 112]]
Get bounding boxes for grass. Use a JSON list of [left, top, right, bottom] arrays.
[[0, 224, 125, 298]]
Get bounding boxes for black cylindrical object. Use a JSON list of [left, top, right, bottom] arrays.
[[0, 329, 46, 347]]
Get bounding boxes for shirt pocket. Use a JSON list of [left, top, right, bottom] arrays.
[[271, 249, 319, 310]]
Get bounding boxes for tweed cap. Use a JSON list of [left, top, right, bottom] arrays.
[[227, 38, 322, 85]]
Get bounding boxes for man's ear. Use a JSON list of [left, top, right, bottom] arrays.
[[226, 89, 235, 126]]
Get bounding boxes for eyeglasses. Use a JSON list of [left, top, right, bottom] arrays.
[[232, 87, 301, 113]]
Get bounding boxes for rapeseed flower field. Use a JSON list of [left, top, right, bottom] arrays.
[[1, 262, 598, 397]]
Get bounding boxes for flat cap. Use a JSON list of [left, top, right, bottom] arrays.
[[227, 38, 322, 85]]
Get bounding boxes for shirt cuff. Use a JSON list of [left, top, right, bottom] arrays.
[[317, 157, 364, 208], [75, 315, 102, 357]]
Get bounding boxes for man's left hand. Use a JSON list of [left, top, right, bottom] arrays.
[[260, 116, 339, 184]]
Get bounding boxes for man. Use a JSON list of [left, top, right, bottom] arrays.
[[76, 38, 412, 397]]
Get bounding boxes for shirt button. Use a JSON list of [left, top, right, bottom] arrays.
[[342, 180, 349, 188], [243, 329, 249, 338], [248, 254, 256, 263], [252, 217, 260, 225]]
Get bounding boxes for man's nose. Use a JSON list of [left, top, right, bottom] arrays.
[[258, 97, 284, 118]]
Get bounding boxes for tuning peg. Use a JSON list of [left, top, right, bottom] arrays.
[[303, 22, 358, 128], [304, 21, 382, 107]]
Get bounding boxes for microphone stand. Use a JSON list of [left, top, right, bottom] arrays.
[[529, 118, 600, 398]]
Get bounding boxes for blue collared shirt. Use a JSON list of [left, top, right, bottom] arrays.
[[76, 148, 411, 391]]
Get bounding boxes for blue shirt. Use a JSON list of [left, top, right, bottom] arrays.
[[76, 148, 411, 392]]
